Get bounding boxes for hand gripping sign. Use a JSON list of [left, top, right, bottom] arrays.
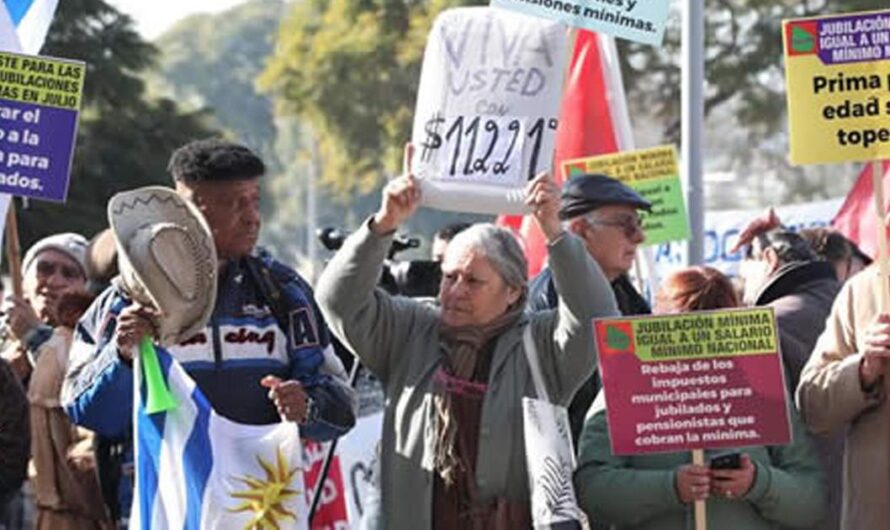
[[410, 7, 568, 215]]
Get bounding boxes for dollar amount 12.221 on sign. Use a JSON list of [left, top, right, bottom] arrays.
[[418, 114, 557, 185]]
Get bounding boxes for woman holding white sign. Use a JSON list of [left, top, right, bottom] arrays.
[[574, 266, 826, 530], [316, 151, 619, 529]]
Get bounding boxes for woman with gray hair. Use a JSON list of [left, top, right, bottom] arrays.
[[316, 165, 619, 530]]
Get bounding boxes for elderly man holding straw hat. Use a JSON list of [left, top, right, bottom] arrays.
[[63, 138, 356, 443]]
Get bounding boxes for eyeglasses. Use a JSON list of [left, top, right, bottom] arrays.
[[588, 215, 644, 239], [36, 260, 83, 281]]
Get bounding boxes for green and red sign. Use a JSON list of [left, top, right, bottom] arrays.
[[594, 308, 791, 455]]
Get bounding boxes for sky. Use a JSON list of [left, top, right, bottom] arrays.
[[105, 0, 248, 40]]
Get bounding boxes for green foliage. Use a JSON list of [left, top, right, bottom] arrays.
[[148, 0, 282, 166], [260, 0, 482, 198], [14, 0, 216, 250], [145, 0, 321, 264], [144, 0, 484, 269]]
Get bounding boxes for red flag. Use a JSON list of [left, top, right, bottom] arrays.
[[832, 160, 890, 260], [304, 441, 349, 529], [497, 30, 626, 276]]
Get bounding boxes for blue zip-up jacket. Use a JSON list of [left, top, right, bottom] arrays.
[[62, 252, 356, 441]]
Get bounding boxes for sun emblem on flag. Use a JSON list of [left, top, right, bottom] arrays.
[[229, 447, 303, 530]]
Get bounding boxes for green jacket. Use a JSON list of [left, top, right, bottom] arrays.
[[575, 394, 826, 530], [316, 221, 619, 530]]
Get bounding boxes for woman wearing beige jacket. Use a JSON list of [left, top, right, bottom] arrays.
[[797, 266, 888, 530]]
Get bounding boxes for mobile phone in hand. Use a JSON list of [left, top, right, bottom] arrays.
[[709, 451, 741, 470]]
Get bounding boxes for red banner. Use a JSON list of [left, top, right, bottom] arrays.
[[832, 160, 890, 259], [498, 30, 626, 276], [304, 441, 349, 530]]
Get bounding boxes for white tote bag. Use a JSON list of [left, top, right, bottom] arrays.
[[522, 327, 589, 530]]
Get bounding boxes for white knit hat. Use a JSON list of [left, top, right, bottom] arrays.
[[22, 233, 89, 277]]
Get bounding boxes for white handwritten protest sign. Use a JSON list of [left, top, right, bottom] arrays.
[[337, 412, 384, 526], [410, 7, 568, 215]]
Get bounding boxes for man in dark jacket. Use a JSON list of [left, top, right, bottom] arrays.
[[529, 173, 651, 444], [737, 228, 840, 389], [0, 358, 28, 520], [736, 225, 840, 530]]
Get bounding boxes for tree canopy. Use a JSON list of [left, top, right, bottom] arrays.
[[621, 0, 888, 141], [260, 0, 481, 198], [15, 0, 216, 250], [260, 0, 888, 206]]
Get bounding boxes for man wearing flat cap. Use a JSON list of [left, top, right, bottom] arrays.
[[529, 173, 651, 443]]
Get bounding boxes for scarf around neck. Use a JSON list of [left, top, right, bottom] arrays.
[[433, 296, 526, 487]]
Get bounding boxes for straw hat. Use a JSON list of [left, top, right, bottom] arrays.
[[108, 186, 217, 346]]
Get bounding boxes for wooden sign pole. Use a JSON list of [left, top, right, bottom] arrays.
[[5, 200, 22, 297], [691, 449, 707, 530]]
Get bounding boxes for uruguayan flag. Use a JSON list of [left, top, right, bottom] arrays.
[[0, 0, 59, 53], [131, 347, 309, 530]]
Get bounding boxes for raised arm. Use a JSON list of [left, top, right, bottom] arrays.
[[315, 146, 432, 382], [524, 173, 620, 404]]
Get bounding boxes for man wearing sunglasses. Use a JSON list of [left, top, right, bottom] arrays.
[[1, 233, 88, 382], [529, 173, 651, 444]]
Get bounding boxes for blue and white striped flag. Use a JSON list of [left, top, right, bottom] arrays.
[[131, 347, 309, 530], [0, 0, 59, 53]]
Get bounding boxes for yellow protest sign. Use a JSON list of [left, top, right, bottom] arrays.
[[0, 51, 85, 202], [783, 10, 890, 165], [564, 145, 688, 245], [0, 51, 83, 111]]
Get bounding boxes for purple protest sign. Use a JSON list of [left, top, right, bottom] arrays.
[[816, 12, 890, 65], [0, 51, 84, 202], [785, 10, 890, 66]]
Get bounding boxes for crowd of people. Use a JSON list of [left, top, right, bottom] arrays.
[[0, 136, 885, 530]]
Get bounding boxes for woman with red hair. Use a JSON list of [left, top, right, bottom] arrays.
[[655, 266, 739, 314]]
